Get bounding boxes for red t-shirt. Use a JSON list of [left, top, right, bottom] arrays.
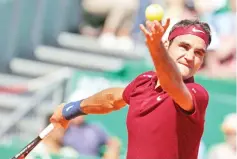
[[123, 71, 209, 159]]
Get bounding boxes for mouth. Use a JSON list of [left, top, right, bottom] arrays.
[[179, 63, 192, 69]]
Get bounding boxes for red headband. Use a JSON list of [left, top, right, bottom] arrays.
[[168, 25, 209, 46]]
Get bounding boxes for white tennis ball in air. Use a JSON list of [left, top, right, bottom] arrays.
[[145, 4, 164, 21]]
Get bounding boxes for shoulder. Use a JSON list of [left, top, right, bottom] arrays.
[[123, 71, 156, 104], [176, 82, 209, 120], [131, 71, 156, 84], [186, 82, 209, 110], [186, 82, 209, 99], [137, 71, 156, 78]]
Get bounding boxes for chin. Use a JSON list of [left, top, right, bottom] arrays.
[[178, 64, 192, 79]]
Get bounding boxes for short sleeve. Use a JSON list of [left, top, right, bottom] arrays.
[[185, 83, 209, 121], [123, 71, 155, 104], [176, 83, 209, 122]]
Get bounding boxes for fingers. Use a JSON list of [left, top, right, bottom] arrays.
[[61, 120, 69, 129], [146, 21, 155, 33], [153, 20, 163, 33], [49, 117, 56, 124], [49, 113, 59, 123], [50, 115, 68, 129], [140, 18, 170, 41], [140, 24, 151, 39], [163, 18, 170, 32]]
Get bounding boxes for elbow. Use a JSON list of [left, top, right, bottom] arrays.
[[81, 88, 126, 113], [161, 81, 194, 112], [105, 93, 116, 102], [105, 93, 126, 110]]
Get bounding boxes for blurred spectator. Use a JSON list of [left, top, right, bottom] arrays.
[[132, 0, 152, 42], [211, 0, 236, 36], [80, 0, 139, 51], [26, 114, 79, 159], [63, 116, 121, 158], [160, 0, 200, 43], [194, 0, 226, 16], [210, 0, 236, 78], [207, 113, 237, 159], [195, 0, 236, 78], [164, 0, 198, 20]]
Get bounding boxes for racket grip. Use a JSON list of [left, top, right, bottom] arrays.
[[39, 123, 54, 139]]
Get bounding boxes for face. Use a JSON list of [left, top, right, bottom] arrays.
[[166, 34, 206, 80]]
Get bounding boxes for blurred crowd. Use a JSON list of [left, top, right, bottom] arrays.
[[23, 0, 236, 158], [207, 113, 236, 159], [27, 115, 122, 159], [27, 112, 236, 159], [77, 0, 236, 79]]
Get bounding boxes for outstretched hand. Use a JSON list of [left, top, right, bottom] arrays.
[[140, 19, 170, 54], [50, 103, 69, 129]]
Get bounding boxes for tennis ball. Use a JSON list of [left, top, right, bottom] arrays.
[[145, 4, 164, 21]]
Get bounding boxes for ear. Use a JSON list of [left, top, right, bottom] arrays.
[[163, 40, 170, 50]]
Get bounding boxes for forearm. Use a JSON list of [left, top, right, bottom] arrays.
[[151, 43, 182, 89], [139, 19, 193, 111], [80, 96, 115, 114], [80, 87, 126, 113], [62, 88, 126, 120], [151, 43, 193, 111]]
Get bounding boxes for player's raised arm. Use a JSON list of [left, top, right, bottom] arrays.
[[50, 87, 126, 128], [140, 19, 193, 112]]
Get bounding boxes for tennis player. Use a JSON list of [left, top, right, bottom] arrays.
[[51, 19, 212, 159]]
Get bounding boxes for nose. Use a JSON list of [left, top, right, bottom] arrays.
[[184, 51, 195, 62]]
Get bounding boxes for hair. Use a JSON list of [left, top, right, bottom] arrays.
[[168, 19, 212, 46]]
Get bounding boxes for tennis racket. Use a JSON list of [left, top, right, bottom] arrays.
[[11, 123, 54, 159]]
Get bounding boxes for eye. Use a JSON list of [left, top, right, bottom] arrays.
[[180, 45, 189, 51], [194, 51, 204, 56]]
